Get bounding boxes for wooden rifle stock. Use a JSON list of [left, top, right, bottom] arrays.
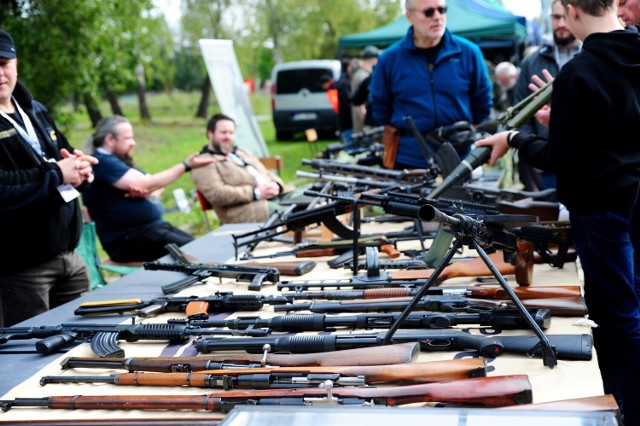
[[60, 342, 421, 372], [472, 296, 588, 316], [45, 359, 487, 388], [390, 250, 532, 285], [3, 375, 532, 411], [498, 199, 560, 222]]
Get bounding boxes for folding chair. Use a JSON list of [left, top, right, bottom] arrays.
[[195, 189, 218, 231], [76, 221, 141, 290], [259, 155, 284, 177]]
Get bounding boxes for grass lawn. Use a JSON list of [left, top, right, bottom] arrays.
[[66, 90, 336, 238]]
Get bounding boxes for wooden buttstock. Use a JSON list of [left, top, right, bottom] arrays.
[[474, 296, 588, 316], [391, 252, 515, 282], [293, 248, 337, 257], [466, 285, 582, 300]]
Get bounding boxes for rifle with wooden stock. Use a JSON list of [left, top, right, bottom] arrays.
[[194, 330, 593, 361], [0, 375, 533, 412], [41, 358, 488, 389], [276, 245, 534, 290], [281, 285, 582, 301], [60, 342, 421, 372]]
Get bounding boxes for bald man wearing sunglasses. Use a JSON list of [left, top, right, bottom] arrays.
[[370, 0, 492, 170]]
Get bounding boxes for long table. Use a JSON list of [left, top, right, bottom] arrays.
[[0, 222, 605, 422]]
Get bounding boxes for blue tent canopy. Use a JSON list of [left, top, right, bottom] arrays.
[[338, 0, 526, 49]]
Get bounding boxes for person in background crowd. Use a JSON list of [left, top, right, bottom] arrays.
[[191, 113, 285, 225], [0, 29, 98, 327], [475, 1, 640, 422], [370, 0, 492, 169], [617, 0, 640, 27], [332, 57, 354, 143], [513, 0, 581, 193], [350, 45, 380, 134], [492, 61, 519, 113], [83, 115, 212, 263]]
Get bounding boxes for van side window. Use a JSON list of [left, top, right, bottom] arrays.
[[276, 69, 333, 94]]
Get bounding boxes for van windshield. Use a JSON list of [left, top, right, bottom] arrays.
[[276, 69, 334, 94]]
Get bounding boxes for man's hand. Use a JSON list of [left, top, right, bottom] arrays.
[[58, 148, 99, 186], [528, 69, 554, 93], [184, 152, 215, 170], [257, 181, 280, 200], [474, 131, 511, 167], [124, 184, 150, 198]]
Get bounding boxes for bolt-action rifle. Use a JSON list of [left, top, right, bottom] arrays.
[[0, 322, 268, 358], [194, 330, 593, 361], [60, 342, 422, 372], [41, 358, 487, 389], [73, 291, 290, 320], [0, 375, 534, 412]]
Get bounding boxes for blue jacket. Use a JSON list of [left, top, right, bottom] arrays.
[[370, 27, 492, 168]]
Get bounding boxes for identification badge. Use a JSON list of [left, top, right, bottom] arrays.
[[57, 183, 80, 202]]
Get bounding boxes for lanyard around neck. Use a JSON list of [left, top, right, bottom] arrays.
[[0, 98, 43, 157]]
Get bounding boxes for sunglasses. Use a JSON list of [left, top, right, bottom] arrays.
[[414, 6, 448, 18]]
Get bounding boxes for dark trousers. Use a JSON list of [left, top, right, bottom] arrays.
[[0, 251, 90, 327], [571, 210, 640, 426], [106, 221, 194, 263]]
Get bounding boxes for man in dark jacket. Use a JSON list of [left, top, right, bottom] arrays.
[[476, 2, 640, 423], [514, 0, 581, 193], [0, 30, 98, 326], [370, 0, 492, 169]]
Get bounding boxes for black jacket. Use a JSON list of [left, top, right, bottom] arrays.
[[0, 81, 82, 274], [512, 29, 640, 214]]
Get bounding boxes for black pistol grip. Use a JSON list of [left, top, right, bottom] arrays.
[[248, 273, 265, 292], [35, 334, 77, 355], [90, 331, 125, 358]]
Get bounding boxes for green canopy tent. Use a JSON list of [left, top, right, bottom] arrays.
[[338, 0, 526, 50]]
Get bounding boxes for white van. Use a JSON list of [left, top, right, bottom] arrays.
[[271, 60, 341, 141]]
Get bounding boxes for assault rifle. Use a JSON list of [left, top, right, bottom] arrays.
[[272, 296, 585, 317], [0, 375, 533, 411], [41, 358, 487, 389], [60, 342, 422, 371], [0, 322, 269, 358], [238, 235, 400, 261], [143, 261, 280, 293], [73, 291, 290, 320], [302, 158, 436, 184], [321, 126, 384, 160], [187, 309, 551, 331], [296, 170, 433, 192], [195, 330, 593, 361]]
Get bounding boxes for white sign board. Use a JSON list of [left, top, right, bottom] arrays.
[[198, 39, 268, 157]]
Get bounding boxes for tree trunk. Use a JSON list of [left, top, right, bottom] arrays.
[[195, 73, 211, 119], [83, 95, 103, 128], [105, 88, 124, 116], [136, 63, 151, 121]]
